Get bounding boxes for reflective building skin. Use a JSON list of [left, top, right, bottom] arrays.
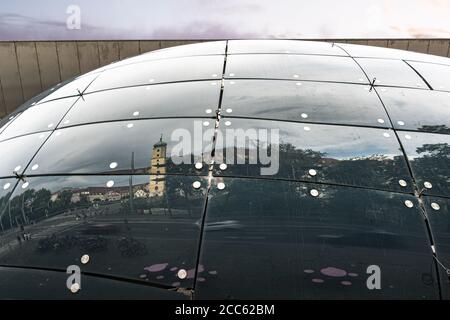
[[0, 40, 449, 299]]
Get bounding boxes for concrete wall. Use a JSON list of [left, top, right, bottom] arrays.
[[1, 39, 450, 118]]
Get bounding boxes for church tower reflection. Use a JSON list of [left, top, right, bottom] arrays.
[[149, 134, 167, 197]]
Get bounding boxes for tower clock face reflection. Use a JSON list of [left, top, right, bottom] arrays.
[[0, 40, 448, 300]]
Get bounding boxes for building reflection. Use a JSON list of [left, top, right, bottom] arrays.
[[149, 135, 167, 198]]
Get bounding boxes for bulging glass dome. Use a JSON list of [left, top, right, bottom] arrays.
[[0, 40, 449, 299]]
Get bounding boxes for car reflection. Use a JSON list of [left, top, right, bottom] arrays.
[[195, 220, 242, 231]]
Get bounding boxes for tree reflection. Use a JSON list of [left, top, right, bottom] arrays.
[[410, 141, 450, 195], [220, 141, 411, 191], [417, 125, 450, 135]]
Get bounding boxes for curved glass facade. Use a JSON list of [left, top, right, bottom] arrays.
[[0, 40, 448, 299]]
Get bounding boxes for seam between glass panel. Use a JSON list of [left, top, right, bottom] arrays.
[[58, 116, 216, 131], [354, 56, 450, 66], [229, 52, 347, 58], [3, 113, 448, 146], [88, 52, 226, 75], [0, 116, 216, 144], [403, 60, 434, 90], [331, 41, 352, 56], [14, 94, 82, 186], [0, 264, 180, 291], [338, 43, 443, 299], [192, 40, 228, 297], [83, 78, 224, 96], [34, 78, 432, 110], [210, 173, 415, 196], [3, 171, 449, 200], [35, 72, 103, 106], [222, 77, 432, 91], [221, 115, 393, 130], [3, 171, 450, 199]]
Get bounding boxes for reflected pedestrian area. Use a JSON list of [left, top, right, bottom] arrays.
[[0, 174, 208, 289]]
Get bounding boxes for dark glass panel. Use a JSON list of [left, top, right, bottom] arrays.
[[0, 113, 21, 136], [39, 74, 99, 104], [0, 132, 51, 178], [339, 43, 450, 65], [60, 81, 220, 127], [105, 41, 227, 70], [407, 61, 450, 92], [222, 80, 389, 127], [228, 40, 347, 56], [378, 87, 450, 134], [225, 54, 368, 83], [423, 196, 450, 299], [213, 118, 412, 192], [399, 131, 450, 197], [28, 119, 214, 176], [356, 58, 428, 89], [0, 175, 208, 289], [0, 97, 78, 141], [0, 266, 188, 299], [196, 178, 436, 299], [85, 56, 224, 93]]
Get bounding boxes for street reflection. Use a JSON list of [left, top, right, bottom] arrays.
[[0, 174, 206, 288], [197, 178, 437, 299]]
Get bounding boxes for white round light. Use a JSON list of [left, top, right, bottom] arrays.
[[70, 283, 80, 293], [177, 269, 187, 279], [404, 200, 414, 208], [431, 203, 440, 211], [109, 162, 118, 169], [195, 162, 203, 170], [81, 254, 90, 264]]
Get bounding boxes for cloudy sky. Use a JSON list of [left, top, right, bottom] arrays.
[[1, 0, 450, 40]]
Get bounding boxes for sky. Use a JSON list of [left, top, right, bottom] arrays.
[[1, 0, 450, 40]]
